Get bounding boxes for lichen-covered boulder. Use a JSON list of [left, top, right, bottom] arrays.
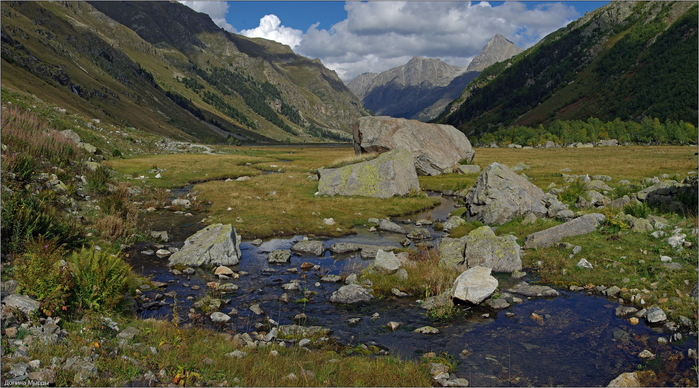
[[329, 284, 374, 304], [353, 116, 474, 176], [291, 240, 326, 256], [451, 266, 498, 305], [464, 226, 521, 272], [464, 163, 547, 225], [317, 148, 420, 198], [438, 237, 467, 267], [168, 224, 241, 267], [523, 213, 606, 249]]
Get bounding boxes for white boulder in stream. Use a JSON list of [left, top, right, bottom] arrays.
[[329, 284, 374, 304], [451, 266, 498, 305], [168, 224, 241, 267], [372, 249, 402, 275], [291, 240, 326, 256]]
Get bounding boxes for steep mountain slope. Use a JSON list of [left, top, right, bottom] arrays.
[[346, 35, 522, 122], [435, 1, 698, 137], [1, 1, 368, 144]]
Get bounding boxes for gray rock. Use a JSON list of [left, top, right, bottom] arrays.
[[291, 240, 325, 256], [463, 226, 521, 273], [320, 275, 342, 283], [392, 288, 409, 297], [593, 175, 613, 181], [523, 213, 606, 249], [586, 190, 610, 207], [485, 298, 510, 309], [662, 262, 682, 271], [171, 198, 191, 207], [584, 180, 612, 192], [226, 350, 247, 358], [607, 372, 642, 387], [117, 326, 140, 341], [610, 195, 631, 209], [249, 304, 264, 315], [414, 326, 440, 334], [317, 148, 420, 198], [421, 291, 453, 310], [3, 280, 18, 295], [615, 306, 638, 317], [464, 162, 547, 225], [646, 306, 667, 323], [329, 285, 374, 304], [378, 219, 407, 234], [576, 258, 593, 269], [451, 266, 498, 304], [407, 228, 431, 240], [210, 312, 231, 323], [438, 237, 467, 267], [457, 165, 481, 175], [63, 356, 97, 382], [507, 282, 559, 297], [268, 250, 292, 264], [522, 212, 538, 226], [372, 250, 402, 275], [329, 243, 363, 253], [150, 231, 169, 242], [168, 224, 241, 267], [360, 245, 399, 259], [3, 294, 40, 315], [631, 218, 654, 233], [605, 286, 621, 297], [353, 116, 475, 176], [597, 139, 618, 147], [442, 216, 467, 232]]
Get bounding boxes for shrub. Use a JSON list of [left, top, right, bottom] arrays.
[[13, 237, 73, 317], [0, 190, 84, 254], [558, 178, 586, 204], [86, 165, 111, 194], [68, 246, 132, 312], [624, 201, 650, 218], [112, 149, 123, 158]]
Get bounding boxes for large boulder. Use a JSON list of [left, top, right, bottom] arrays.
[[464, 163, 547, 225], [317, 148, 420, 198], [438, 237, 467, 267], [372, 249, 402, 275], [451, 266, 498, 305], [523, 214, 606, 249], [353, 116, 474, 176], [464, 226, 521, 272], [3, 294, 40, 315], [168, 224, 241, 267], [329, 285, 374, 304]]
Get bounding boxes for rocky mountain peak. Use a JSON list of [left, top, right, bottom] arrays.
[[466, 34, 524, 72]]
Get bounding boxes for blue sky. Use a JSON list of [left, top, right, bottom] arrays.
[[181, 1, 610, 81]]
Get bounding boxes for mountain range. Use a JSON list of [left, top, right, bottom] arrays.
[[1, 1, 369, 143], [346, 34, 523, 122], [434, 1, 698, 137]]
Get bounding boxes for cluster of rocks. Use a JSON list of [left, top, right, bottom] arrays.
[[489, 139, 619, 149]]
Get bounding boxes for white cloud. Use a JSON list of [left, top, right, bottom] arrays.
[[295, 1, 580, 81], [179, 1, 235, 32], [240, 15, 304, 49]]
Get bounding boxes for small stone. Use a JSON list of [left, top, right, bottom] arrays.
[[638, 349, 655, 359], [414, 326, 440, 334], [249, 304, 264, 315], [576, 258, 593, 269], [629, 317, 639, 325], [387, 322, 400, 331]]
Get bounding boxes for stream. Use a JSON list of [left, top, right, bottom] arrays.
[[128, 190, 697, 387]]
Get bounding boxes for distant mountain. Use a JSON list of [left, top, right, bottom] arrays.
[[434, 1, 698, 136], [466, 34, 524, 72], [346, 35, 523, 122], [1, 1, 368, 143]]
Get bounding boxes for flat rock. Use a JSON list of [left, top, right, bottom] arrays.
[[615, 306, 638, 317], [464, 226, 521, 272], [464, 162, 547, 225], [329, 285, 374, 304], [378, 219, 407, 234], [507, 282, 559, 297], [646, 306, 667, 323], [451, 266, 498, 304], [317, 148, 420, 198], [372, 249, 402, 275], [353, 116, 474, 176], [268, 250, 291, 264], [485, 298, 510, 309], [407, 228, 431, 240], [329, 242, 363, 253], [168, 224, 241, 267], [3, 294, 40, 315], [523, 214, 606, 249], [360, 245, 399, 259], [210, 312, 231, 323], [414, 326, 440, 334], [291, 240, 326, 256], [321, 275, 342, 283]]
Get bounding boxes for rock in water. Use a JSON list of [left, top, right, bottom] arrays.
[[329, 285, 374, 304], [451, 266, 498, 304], [317, 148, 420, 198], [464, 163, 547, 225], [168, 224, 241, 267], [353, 116, 474, 176], [463, 226, 521, 272], [523, 213, 607, 249], [372, 249, 402, 275], [291, 240, 326, 256]]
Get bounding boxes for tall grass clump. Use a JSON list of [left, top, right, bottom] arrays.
[[1, 106, 87, 168], [68, 246, 133, 313], [0, 190, 85, 253], [558, 178, 586, 205], [86, 165, 111, 193]]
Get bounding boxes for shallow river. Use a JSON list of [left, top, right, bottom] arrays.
[[128, 192, 697, 387]]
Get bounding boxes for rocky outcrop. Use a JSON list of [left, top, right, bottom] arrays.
[[463, 226, 521, 272], [451, 266, 498, 304], [353, 116, 474, 176], [464, 163, 547, 225], [523, 214, 606, 249], [168, 224, 241, 267], [317, 148, 420, 198]]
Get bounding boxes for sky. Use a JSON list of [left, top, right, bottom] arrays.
[[179, 1, 610, 82]]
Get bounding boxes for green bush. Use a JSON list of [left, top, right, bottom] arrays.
[[112, 149, 123, 158], [86, 165, 111, 194], [13, 238, 73, 317], [69, 247, 132, 312], [624, 201, 650, 218], [558, 178, 587, 205]]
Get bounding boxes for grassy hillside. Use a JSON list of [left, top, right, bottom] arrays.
[[435, 2, 698, 138]]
